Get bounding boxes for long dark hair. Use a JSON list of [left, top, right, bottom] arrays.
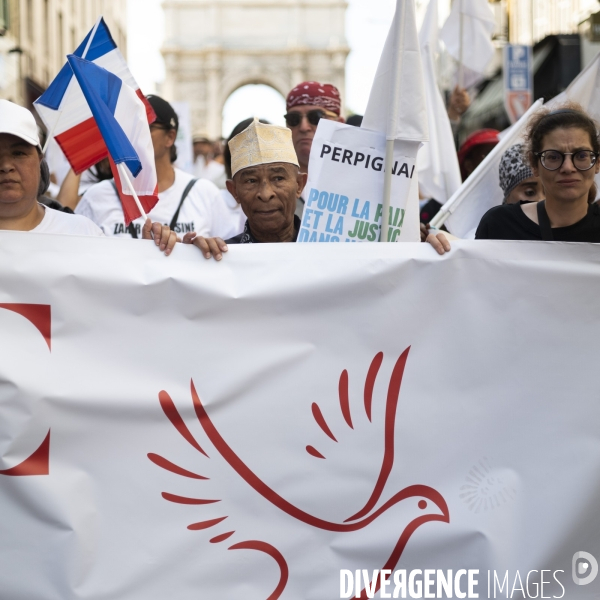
[[525, 102, 600, 203]]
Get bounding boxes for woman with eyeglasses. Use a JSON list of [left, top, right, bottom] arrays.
[[428, 104, 600, 253]]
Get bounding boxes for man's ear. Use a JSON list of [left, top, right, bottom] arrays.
[[226, 178, 241, 204], [297, 171, 308, 197]]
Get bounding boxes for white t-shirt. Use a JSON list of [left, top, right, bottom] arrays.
[[75, 168, 223, 238], [213, 189, 247, 240], [31, 205, 104, 236]]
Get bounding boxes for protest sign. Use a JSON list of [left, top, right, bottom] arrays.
[[1, 234, 600, 598], [299, 120, 420, 243]]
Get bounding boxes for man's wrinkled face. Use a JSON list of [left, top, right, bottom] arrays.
[[227, 163, 306, 238], [0, 133, 41, 208]]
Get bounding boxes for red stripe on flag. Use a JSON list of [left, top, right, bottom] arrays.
[[54, 117, 108, 175], [109, 155, 159, 226], [136, 89, 157, 124]]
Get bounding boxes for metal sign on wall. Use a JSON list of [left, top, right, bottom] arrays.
[[503, 44, 533, 124]]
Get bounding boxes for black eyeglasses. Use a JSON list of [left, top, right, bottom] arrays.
[[535, 149, 598, 171], [284, 110, 335, 128]]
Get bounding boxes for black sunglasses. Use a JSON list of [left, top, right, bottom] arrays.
[[284, 110, 330, 127]]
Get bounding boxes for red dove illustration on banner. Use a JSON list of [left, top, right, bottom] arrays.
[[0, 303, 51, 477], [149, 347, 450, 599]]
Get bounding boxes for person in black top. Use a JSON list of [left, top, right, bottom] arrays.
[[474, 198, 600, 242], [184, 118, 306, 260], [428, 103, 600, 253]]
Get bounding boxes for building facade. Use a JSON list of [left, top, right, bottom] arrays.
[[161, 0, 349, 139], [503, 0, 600, 45], [0, 0, 126, 111], [458, 0, 600, 139]]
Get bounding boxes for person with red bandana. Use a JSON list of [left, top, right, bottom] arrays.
[[284, 81, 345, 217]]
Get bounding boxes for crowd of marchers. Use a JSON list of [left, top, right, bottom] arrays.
[[1, 79, 600, 255]]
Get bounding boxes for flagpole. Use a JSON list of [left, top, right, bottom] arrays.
[[380, 0, 407, 243], [117, 163, 149, 222], [42, 16, 103, 154], [81, 16, 102, 59], [458, 0, 464, 88], [428, 202, 452, 229], [41, 110, 62, 154], [381, 140, 395, 242]]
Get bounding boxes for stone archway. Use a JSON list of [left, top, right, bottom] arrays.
[[221, 81, 287, 137], [161, 0, 349, 139], [219, 75, 289, 120]]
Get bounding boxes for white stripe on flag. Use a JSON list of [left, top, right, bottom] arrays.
[[113, 83, 157, 197]]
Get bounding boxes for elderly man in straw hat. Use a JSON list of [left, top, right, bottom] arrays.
[[184, 118, 307, 260]]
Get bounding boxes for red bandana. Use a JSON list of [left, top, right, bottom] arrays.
[[286, 81, 341, 116]]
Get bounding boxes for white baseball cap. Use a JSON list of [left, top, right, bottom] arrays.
[[0, 99, 41, 149]]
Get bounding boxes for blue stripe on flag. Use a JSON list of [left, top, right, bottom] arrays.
[[67, 55, 141, 177], [74, 18, 117, 63], [34, 18, 117, 111], [34, 63, 73, 110]]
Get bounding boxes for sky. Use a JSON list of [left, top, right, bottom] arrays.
[[127, 0, 450, 137]]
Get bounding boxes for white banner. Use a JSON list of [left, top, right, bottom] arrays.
[[1, 233, 600, 599], [299, 120, 420, 243]]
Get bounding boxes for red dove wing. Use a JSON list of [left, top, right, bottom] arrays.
[[148, 390, 289, 600], [304, 347, 412, 522]]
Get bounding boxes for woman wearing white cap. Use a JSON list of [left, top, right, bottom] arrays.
[[0, 100, 176, 255]]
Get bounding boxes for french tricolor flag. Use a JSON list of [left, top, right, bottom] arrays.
[[67, 55, 159, 224], [34, 17, 156, 175]]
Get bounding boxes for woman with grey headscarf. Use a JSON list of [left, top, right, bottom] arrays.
[[499, 143, 544, 205]]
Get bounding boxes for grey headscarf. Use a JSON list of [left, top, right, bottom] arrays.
[[499, 144, 533, 202]]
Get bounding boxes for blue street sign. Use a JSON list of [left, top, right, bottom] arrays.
[[504, 44, 533, 124]]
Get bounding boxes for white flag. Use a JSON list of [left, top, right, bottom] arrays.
[[362, 0, 428, 142], [417, 0, 462, 204], [440, 0, 496, 84], [547, 50, 600, 119], [359, 0, 427, 242], [433, 99, 544, 238]]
